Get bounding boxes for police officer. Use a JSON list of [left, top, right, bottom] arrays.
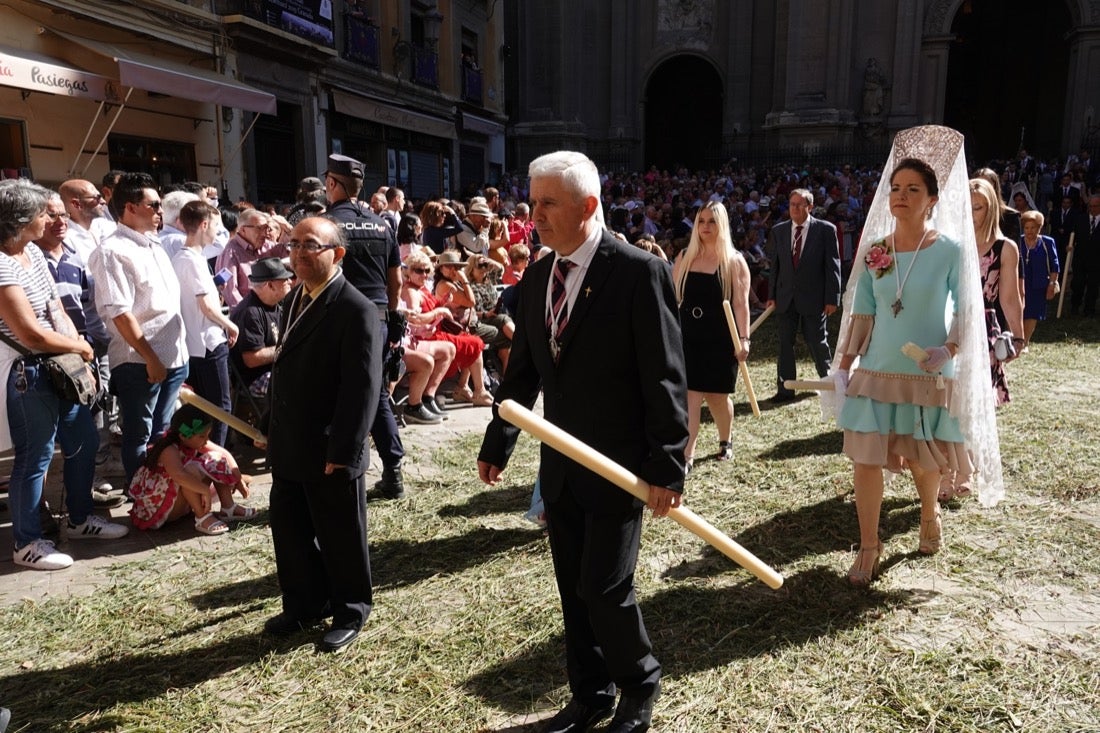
[[322, 153, 406, 498]]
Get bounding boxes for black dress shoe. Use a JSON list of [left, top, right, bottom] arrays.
[[542, 698, 614, 733], [769, 391, 797, 403], [263, 613, 319, 637], [320, 627, 359, 652], [606, 682, 659, 733]]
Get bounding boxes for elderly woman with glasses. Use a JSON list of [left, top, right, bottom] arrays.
[[401, 251, 494, 407], [0, 180, 128, 571]]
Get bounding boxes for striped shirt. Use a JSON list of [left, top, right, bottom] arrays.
[[0, 245, 59, 349]]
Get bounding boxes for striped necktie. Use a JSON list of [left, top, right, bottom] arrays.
[[547, 259, 575, 338], [792, 224, 804, 268]]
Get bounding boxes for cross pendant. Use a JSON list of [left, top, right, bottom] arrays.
[[891, 298, 903, 317]]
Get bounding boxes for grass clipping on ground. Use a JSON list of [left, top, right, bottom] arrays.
[[2, 320, 1099, 732]]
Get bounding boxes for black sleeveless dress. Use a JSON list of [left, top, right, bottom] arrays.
[[679, 271, 736, 393]]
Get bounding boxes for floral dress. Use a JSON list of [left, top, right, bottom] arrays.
[[129, 446, 236, 529], [979, 240, 1010, 406]]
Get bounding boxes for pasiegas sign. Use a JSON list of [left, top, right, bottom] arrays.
[[0, 50, 122, 102]]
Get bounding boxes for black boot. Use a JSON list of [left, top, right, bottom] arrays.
[[373, 463, 405, 499]]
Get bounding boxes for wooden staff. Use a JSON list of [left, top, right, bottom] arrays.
[[749, 304, 775, 335], [178, 386, 266, 444], [783, 379, 834, 391], [497, 400, 784, 589], [722, 300, 760, 417], [1057, 233, 1074, 318]]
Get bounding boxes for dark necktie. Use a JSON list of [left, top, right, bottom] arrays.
[[294, 292, 312, 324], [792, 224, 804, 268], [547, 259, 575, 338]]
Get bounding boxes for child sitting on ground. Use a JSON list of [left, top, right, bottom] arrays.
[[128, 405, 256, 536]]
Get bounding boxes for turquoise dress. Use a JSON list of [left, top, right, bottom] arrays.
[[838, 236, 967, 468]]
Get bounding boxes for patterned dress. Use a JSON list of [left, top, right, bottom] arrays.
[[129, 446, 236, 529], [979, 240, 1010, 406]]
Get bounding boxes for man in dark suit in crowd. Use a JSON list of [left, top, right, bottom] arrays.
[[1051, 194, 1087, 276], [766, 188, 842, 401], [262, 216, 381, 652], [478, 151, 688, 733], [1072, 194, 1100, 316]]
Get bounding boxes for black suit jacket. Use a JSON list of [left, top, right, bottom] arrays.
[[266, 273, 381, 483], [1051, 207, 1086, 248], [767, 216, 842, 314], [479, 231, 688, 513]]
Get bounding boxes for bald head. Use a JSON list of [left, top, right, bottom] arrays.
[[288, 216, 346, 289], [59, 179, 105, 227]]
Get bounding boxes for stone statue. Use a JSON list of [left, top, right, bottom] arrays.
[[861, 58, 887, 118]]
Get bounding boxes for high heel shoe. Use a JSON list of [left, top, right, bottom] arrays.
[[684, 457, 694, 476], [716, 440, 732, 461], [847, 542, 883, 587], [919, 513, 942, 555]]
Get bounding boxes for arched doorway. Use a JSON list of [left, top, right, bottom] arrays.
[[943, 0, 1071, 162], [644, 55, 722, 170]]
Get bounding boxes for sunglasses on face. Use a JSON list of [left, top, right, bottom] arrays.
[[409, 267, 432, 274]]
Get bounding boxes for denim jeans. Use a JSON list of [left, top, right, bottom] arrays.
[[7, 360, 99, 549], [187, 342, 231, 446], [111, 361, 188, 485]]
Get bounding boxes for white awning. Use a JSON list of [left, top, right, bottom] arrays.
[[48, 31, 277, 115], [0, 44, 123, 103], [332, 89, 456, 140]]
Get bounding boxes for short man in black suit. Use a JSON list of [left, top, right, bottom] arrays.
[[1073, 194, 1100, 316], [767, 188, 842, 401], [1051, 195, 1087, 276], [478, 151, 689, 733], [262, 217, 381, 652]]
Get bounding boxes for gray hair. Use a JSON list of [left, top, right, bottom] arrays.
[[0, 178, 50, 243], [528, 151, 601, 204], [238, 208, 270, 228], [789, 188, 814, 206], [161, 191, 200, 227]]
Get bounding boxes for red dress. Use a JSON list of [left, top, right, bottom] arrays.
[[414, 287, 484, 375]]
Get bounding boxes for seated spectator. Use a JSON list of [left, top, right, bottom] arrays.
[[401, 251, 493, 407], [397, 213, 432, 262], [215, 208, 288, 309], [485, 217, 511, 265], [172, 200, 239, 447], [503, 243, 530, 285], [129, 405, 255, 536], [230, 257, 294, 399], [420, 200, 464, 255], [465, 254, 512, 371], [395, 320, 456, 425], [456, 202, 493, 258], [434, 251, 508, 369]]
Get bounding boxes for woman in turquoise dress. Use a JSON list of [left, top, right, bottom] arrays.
[[836, 157, 972, 586]]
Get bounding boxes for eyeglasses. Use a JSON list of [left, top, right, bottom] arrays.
[[241, 224, 268, 230], [79, 193, 104, 202], [142, 200, 162, 211], [287, 241, 337, 253], [46, 212, 71, 221], [409, 267, 432, 274]]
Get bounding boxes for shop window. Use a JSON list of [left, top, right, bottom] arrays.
[[108, 135, 197, 188], [0, 118, 30, 180]]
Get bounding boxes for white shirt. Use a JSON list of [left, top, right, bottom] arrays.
[[545, 225, 602, 328], [173, 247, 227, 357], [89, 222, 188, 370]]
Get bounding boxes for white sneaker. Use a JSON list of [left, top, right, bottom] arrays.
[[13, 539, 73, 570], [65, 514, 129, 540]]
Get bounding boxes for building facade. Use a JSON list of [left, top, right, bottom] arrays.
[[505, 0, 1100, 172], [0, 0, 506, 203]]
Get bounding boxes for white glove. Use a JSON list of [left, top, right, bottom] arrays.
[[832, 369, 850, 394], [920, 345, 952, 373]]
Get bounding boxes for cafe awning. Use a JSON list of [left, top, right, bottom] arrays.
[[48, 31, 276, 115], [332, 88, 456, 140], [0, 44, 121, 103]]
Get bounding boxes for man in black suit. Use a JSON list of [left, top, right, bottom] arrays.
[[478, 151, 688, 733], [1073, 194, 1100, 316], [262, 216, 382, 652], [766, 188, 842, 401], [1051, 195, 1087, 274]]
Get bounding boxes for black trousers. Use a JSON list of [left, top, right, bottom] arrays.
[[269, 471, 373, 630], [776, 307, 832, 392], [545, 486, 660, 707], [371, 317, 404, 468]]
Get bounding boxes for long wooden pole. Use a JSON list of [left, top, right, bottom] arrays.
[[783, 379, 834, 391], [722, 300, 760, 417], [749, 304, 775, 335], [497, 400, 784, 588], [1057, 233, 1074, 318], [178, 387, 266, 444]]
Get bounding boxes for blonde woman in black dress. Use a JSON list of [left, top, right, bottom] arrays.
[[671, 201, 751, 471]]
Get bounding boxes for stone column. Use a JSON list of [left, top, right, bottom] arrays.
[[917, 34, 952, 125]]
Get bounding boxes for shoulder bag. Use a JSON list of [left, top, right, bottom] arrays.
[[0, 330, 98, 407]]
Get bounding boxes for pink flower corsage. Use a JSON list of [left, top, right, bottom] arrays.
[[865, 240, 894, 278]]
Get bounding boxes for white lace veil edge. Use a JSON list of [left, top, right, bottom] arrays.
[[1008, 182, 1037, 214], [835, 125, 1005, 507]]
